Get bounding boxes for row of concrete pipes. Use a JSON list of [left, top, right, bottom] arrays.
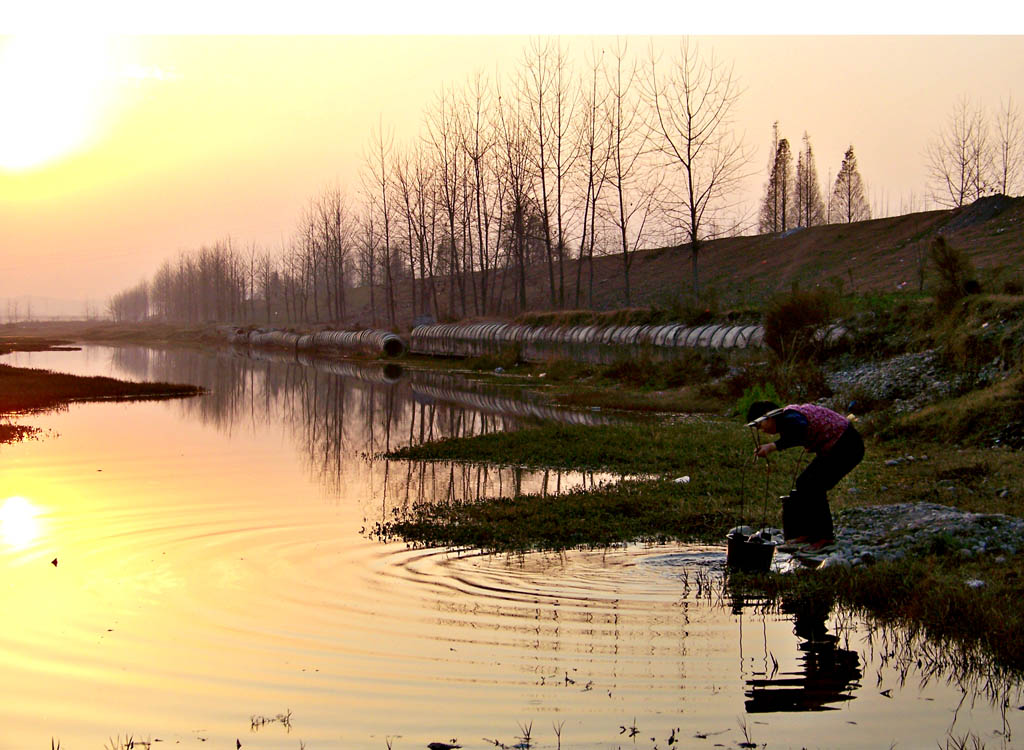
[[223, 327, 406, 358], [409, 322, 769, 363], [223, 321, 845, 364]]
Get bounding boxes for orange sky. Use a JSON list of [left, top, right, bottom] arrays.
[[0, 22, 1022, 309]]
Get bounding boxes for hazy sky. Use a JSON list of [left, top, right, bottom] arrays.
[[1, 6, 1022, 306]]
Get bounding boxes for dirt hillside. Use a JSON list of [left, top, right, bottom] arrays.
[[346, 195, 1024, 326]]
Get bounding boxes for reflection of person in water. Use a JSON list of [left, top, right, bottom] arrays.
[[744, 594, 862, 713]]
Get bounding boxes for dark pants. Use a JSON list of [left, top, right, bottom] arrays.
[[783, 426, 865, 541]]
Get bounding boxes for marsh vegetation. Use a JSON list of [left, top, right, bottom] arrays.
[[376, 249, 1024, 672]]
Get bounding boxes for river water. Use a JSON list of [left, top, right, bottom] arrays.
[[0, 345, 1020, 749]]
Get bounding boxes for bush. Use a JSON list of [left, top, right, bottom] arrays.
[[465, 345, 522, 371], [930, 236, 975, 314], [666, 291, 720, 327], [733, 382, 782, 419], [769, 359, 832, 403], [762, 288, 836, 362]]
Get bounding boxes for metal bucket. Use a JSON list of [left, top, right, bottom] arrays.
[[726, 532, 776, 572]]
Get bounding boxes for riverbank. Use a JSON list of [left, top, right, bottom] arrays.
[[6, 293, 1024, 670]]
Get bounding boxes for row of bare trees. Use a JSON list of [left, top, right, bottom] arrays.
[[927, 94, 1024, 208], [110, 38, 753, 326], [114, 47, 1024, 328]]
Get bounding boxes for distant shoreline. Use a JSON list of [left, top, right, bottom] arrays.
[[0, 336, 204, 443]]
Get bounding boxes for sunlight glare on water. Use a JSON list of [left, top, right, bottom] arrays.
[[0, 345, 1020, 749], [0, 495, 43, 550]]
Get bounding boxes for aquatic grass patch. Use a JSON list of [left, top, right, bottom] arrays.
[[373, 476, 741, 551], [378, 419, 787, 551], [464, 344, 523, 372], [0, 422, 42, 444], [0, 336, 77, 355], [527, 352, 739, 414], [378, 413, 1024, 672], [385, 419, 750, 476], [103, 734, 150, 750], [250, 709, 292, 731]]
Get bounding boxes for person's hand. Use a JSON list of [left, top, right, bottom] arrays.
[[754, 442, 777, 460]]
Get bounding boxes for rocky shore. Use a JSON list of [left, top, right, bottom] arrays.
[[823, 349, 1005, 416], [738, 502, 1024, 572], [800, 347, 1023, 570], [822, 502, 1024, 570]]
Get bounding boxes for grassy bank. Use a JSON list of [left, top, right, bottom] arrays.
[[0, 362, 204, 416], [0, 348, 205, 445]]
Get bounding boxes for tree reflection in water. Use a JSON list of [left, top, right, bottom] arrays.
[[107, 345, 618, 512]]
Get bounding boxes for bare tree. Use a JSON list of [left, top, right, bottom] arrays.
[[520, 37, 559, 307], [425, 83, 466, 317], [108, 280, 149, 322], [495, 73, 534, 312], [353, 186, 379, 326], [646, 37, 751, 297], [362, 120, 398, 326], [574, 44, 612, 308], [457, 70, 499, 316], [994, 93, 1024, 196], [255, 249, 276, 324], [522, 37, 582, 309], [395, 143, 440, 321], [602, 38, 660, 307], [927, 96, 990, 208], [311, 183, 353, 322]]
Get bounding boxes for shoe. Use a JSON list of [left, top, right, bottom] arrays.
[[805, 538, 836, 552], [778, 536, 811, 552]]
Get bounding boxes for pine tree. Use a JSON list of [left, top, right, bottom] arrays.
[[831, 145, 870, 223], [795, 132, 826, 226], [759, 169, 778, 233], [759, 131, 793, 233], [758, 123, 780, 234]]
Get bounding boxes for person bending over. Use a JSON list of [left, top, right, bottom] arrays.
[[745, 401, 864, 552]]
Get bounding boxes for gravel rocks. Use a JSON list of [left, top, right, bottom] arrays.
[[823, 348, 1009, 417], [821, 502, 1024, 568], [744, 502, 1024, 570], [825, 350, 970, 414]]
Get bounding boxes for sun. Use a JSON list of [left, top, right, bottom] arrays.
[[0, 34, 114, 172]]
